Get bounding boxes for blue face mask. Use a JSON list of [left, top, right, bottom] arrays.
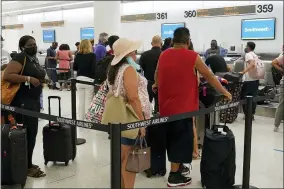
[[126, 56, 141, 71]]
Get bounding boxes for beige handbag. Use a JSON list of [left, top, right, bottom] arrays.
[[101, 69, 140, 139], [126, 137, 151, 173]]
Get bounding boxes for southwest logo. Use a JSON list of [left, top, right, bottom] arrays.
[[244, 27, 271, 32], [164, 30, 174, 35]]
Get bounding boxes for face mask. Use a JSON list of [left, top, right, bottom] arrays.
[[1, 41, 3, 49], [24, 46, 37, 56], [244, 47, 248, 53], [126, 56, 140, 71]]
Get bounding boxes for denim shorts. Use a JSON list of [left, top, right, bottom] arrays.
[[121, 137, 140, 146]]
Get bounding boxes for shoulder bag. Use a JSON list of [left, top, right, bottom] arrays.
[[1, 57, 26, 105]]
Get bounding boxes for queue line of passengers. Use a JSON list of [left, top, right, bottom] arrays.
[[1, 26, 283, 188]]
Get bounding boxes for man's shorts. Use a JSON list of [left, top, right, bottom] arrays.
[[165, 118, 193, 164]]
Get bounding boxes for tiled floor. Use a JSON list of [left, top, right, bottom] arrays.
[[24, 89, 283, 188]]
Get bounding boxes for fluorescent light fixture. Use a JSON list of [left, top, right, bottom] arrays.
[[2, 1, 92, 14], [2, 1, 19, 4]]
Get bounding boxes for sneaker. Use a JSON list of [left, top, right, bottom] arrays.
[[167, 171, 192, 187], [179, 164, 190, 176], [274, 126, 279, 132]]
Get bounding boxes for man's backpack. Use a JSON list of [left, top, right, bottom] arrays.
[[94, 55, 114, 84]]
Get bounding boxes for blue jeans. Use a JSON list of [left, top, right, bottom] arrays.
[[40, 93, 43, 109]]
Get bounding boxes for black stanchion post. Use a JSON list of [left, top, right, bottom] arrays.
[[71, 78, 86, 146], [235, 96, 257, 189], [110, 123, 121, 189]]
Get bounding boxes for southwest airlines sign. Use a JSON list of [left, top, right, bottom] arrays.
[[80, 27, 94, 40], [241, 18, 276, 40], [43, 30, 55, 43], [161, 23, 185, 39]]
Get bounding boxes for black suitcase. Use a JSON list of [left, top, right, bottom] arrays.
[[1, 114, 27, 188], [145, 124, 167, 178], [200, 119, 236, 189], [43, 96, 73, 166]]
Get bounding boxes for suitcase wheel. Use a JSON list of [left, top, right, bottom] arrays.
[[44, 160, 48, 165], [145, 169, 153, 178], [65, 161, 69, 166], [159, 169, 166, 176]]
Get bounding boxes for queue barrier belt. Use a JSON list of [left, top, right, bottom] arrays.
[[1, 94, 275, 132]]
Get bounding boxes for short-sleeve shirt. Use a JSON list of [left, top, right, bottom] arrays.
[[244, 51, 258, 82], [12, 53, 46, 100], [46, 47, 57, 68]]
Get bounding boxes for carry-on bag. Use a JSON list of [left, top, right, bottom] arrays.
[[1, 110, 27, 188], [144, 123, 167, 177], [200, 112, 236, 189], [43, 96, 73, 166]]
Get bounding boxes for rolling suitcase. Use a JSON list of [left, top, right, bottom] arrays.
[[145, 124, 167, 178], [43, 96, 73, 166], [1, 111, 27, 188], [200, 112, 236, 189]]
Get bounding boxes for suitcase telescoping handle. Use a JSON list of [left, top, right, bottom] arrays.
[[48, 96, 61, 127]]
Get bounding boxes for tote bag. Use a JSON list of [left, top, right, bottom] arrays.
[[1, 57, 26, 105], [101, 69, 140, 139], [85, 82, 108, 123]]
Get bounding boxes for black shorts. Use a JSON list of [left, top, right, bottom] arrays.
[[165, 118, 193, 164]]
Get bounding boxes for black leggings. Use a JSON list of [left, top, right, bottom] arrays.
[[241, 80, 260, 115], [12, 97, 40, 169]]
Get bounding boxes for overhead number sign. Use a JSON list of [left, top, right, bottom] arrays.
[[256, 4, 274, 13]]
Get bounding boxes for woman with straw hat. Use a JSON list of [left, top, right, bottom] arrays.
[[106, 38, 150, 188]]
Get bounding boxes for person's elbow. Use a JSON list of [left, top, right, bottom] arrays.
[[271, 60, 278, 68]]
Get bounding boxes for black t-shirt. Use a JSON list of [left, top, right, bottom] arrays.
[[73, 53, 96, 79], [12, 53, 46, 99]]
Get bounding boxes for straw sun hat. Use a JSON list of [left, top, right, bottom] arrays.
[[111, 38, 142, 66]]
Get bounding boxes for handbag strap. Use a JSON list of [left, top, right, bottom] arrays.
[[20, 56, 27, 75], [133, 137, 148, 148]]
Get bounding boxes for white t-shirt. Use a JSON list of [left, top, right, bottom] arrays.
[[244, 51, 258, 82], [1, 49, 11, 66]]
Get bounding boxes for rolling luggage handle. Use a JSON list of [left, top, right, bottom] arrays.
[[48, 96, 62, 129]]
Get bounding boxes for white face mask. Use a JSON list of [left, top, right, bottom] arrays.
[[1, 41, 4, 49]]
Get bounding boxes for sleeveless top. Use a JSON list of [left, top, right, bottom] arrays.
[[158, 48, 199, 117], [58, 50, 70, 73], [108, 64, 151, 119]]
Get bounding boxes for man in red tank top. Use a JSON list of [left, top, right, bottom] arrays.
[[154, 27, 231, 187]]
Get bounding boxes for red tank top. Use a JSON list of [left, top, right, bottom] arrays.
[[158, 48, 199, 117]]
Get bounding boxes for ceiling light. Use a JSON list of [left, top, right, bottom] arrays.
[[2, 1, 92, 14], [2, 1, 19, 5]]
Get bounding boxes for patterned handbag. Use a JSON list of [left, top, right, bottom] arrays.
[[1, 57, 26, 105], [85, 82, 108, 123]]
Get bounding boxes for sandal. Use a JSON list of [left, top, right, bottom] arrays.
[[28, 167, 46, 178]]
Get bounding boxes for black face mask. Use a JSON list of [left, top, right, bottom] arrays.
[[244, 47, 249, 53], [24, 46, 37, 56]]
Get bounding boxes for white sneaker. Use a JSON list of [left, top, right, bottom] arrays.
[[274, 127, 279, 132]]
